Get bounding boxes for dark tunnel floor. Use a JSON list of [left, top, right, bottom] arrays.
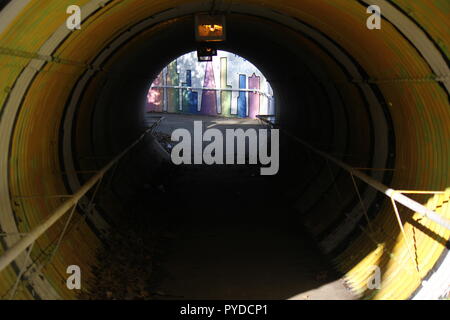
[[150, 163, 356, 300], [81, 114, 357, 300]]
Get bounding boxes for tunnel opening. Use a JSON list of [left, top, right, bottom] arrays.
[[145, 50, 277, 120], [63, 14, 396, 299], [0, 1, 449, 300]]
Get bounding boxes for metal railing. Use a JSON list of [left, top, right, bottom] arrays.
[[150, 85, 274, 98], [256, 115, 450, 231], [0, 117, 164, 297]]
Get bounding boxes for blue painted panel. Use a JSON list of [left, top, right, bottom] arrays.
[[237, 74, 247, 118]]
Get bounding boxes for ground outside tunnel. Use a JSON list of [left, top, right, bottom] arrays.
[[79, 113, 358, 300]]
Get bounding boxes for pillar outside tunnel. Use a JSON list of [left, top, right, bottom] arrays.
[[0, 0, 448, 300]]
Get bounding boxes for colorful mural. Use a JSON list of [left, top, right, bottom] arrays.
[[146, 51, 275, 118]]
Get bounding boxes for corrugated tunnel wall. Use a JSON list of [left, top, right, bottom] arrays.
[[0, 0, 449, 299]]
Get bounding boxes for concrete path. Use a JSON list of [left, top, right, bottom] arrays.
[[146, 112, 357, 300]]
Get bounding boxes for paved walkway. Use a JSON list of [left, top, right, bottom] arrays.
[[146, 112, 357, 300]]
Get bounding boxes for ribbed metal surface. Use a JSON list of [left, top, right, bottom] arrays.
[[0, 0, 448, 299], [392, 0, 449, 58]]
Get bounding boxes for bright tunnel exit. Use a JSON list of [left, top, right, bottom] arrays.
[[146, 51, 276, 119]]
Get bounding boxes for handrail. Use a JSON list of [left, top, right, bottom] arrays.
[[0, 117, 164, 273], [150, 85, 274, 98], [257, 115, 450, 231]]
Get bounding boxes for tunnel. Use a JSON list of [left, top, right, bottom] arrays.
[[0, 0, 449, 300]]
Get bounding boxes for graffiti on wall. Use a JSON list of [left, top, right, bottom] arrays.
[[147, 51, 275, 118]]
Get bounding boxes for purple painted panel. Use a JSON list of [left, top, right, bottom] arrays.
[[200, 62, 217, 116], [248, 73, 260, 119]]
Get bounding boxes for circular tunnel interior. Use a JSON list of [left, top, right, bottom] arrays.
[[0, 0, 449, 300]]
